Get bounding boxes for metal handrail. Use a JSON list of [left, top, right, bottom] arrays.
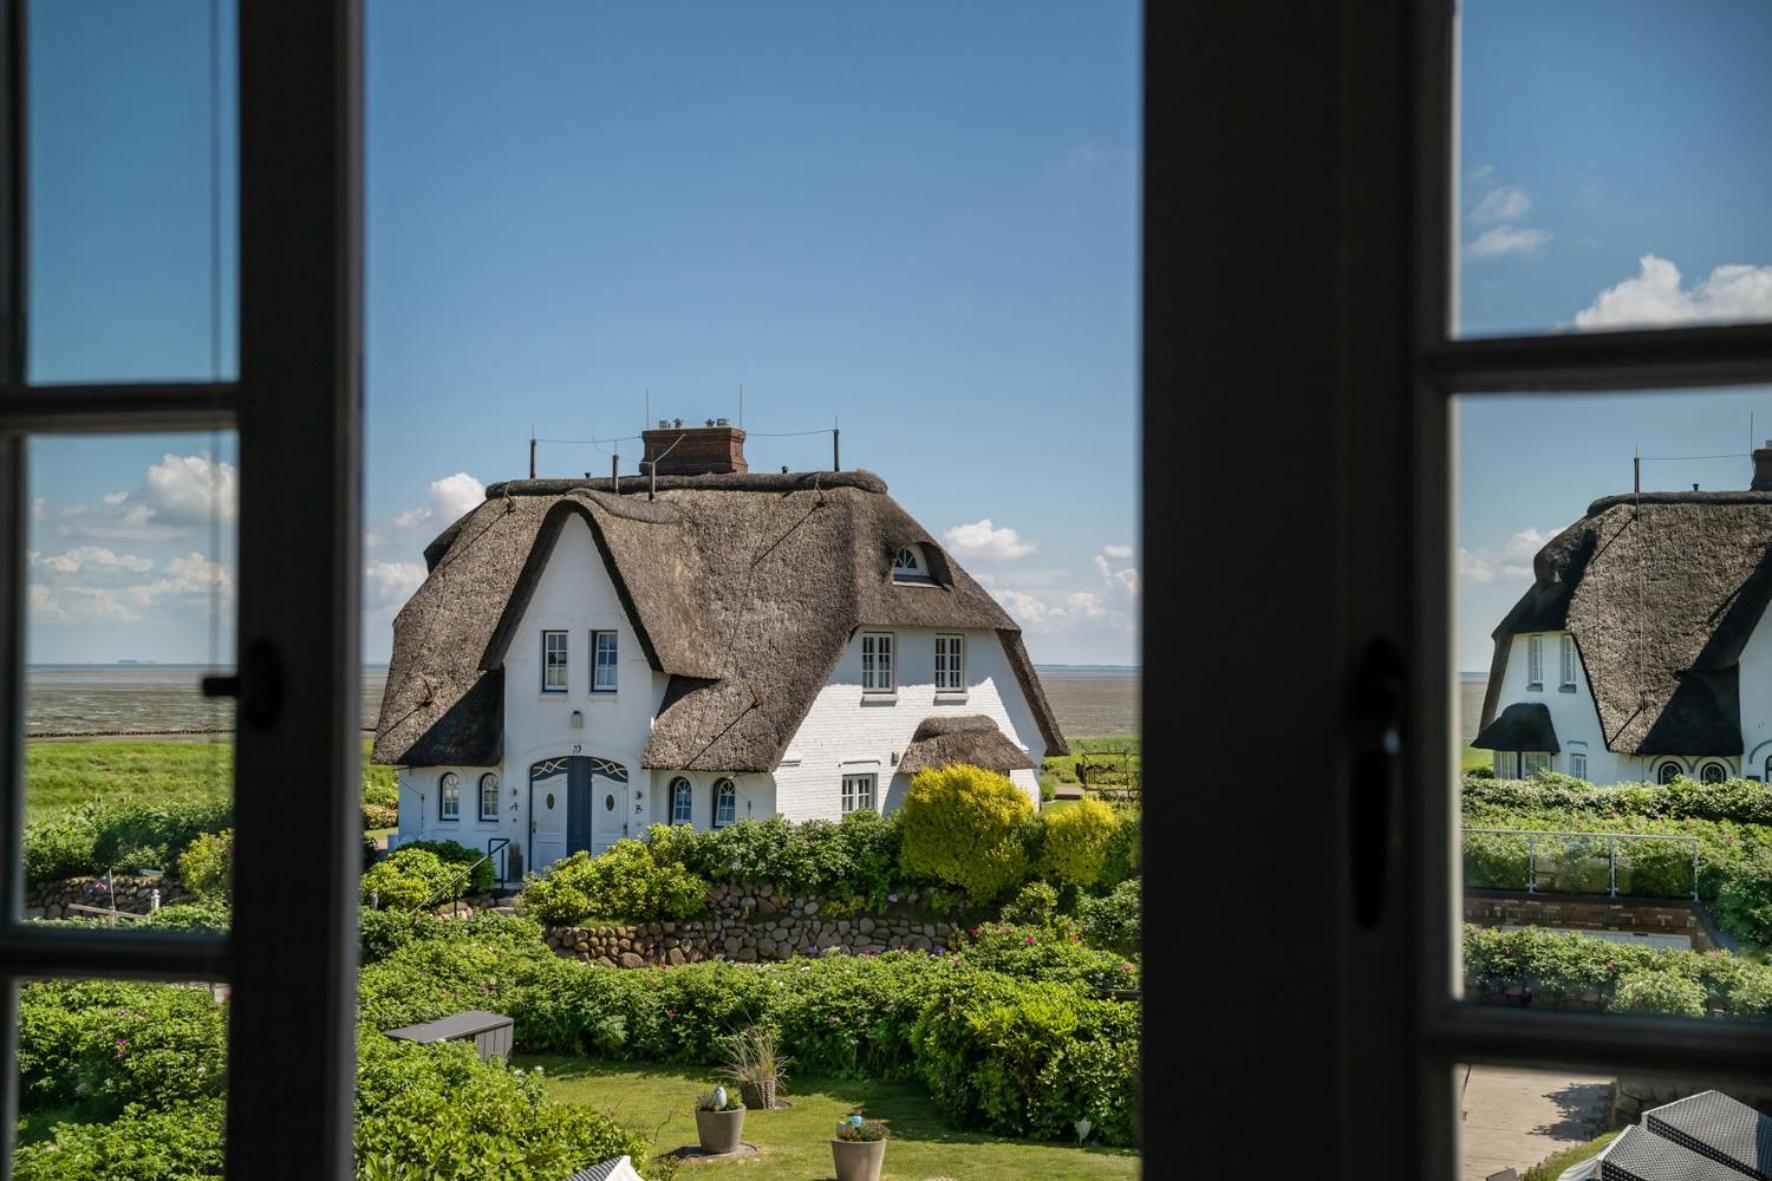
[[1462, 826, 1700, 900], [410, 838, 511, 923]]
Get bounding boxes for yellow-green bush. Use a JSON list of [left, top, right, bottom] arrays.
[[1039, 799, 1120, 887], [177, 828, 232, 901], [898, 764, 1032, 904]]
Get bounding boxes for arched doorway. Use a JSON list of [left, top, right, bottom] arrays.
[[529, 755, 630, 868]]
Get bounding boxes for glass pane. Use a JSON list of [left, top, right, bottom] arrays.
[[1456, 2, 1772, 337], [28, 0, 237, 383], [1456, 388, 1772, 1022], [21, 432, 235, 933], [10, 977, 229, 1176]]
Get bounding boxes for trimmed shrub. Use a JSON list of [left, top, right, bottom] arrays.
[[397, 839, 495, 896], [1714, 848, 1772, 948], [361, 762, 400, 809], [1614, 969, 1708, 1017], [899, 764, 1033, 903], [518, 842, 705, 925], [1001, 881, 1060, 927], [959, 923, 1137, 993], [13, 1098, 225, 1181], [361, 848, 458, 911], [1077, 878, 1140, 958], [361, 803, 399, 831], [135, 899, 231, 932], [1039, 799, 1120, 888], [177, 829, 232, 901]]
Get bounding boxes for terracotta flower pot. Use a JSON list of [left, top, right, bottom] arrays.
[[695, 1107, 745, 1155], [831, 1137, 886, 1181]]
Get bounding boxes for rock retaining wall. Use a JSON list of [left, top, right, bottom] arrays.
[[26, 875, 189, 920], [1463, 890, 1722, 951], [544, 910, 961, 968]]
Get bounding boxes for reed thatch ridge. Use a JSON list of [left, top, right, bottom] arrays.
[[896, 714, 1037, 776], [1480, 490, 1772, 756], [374, 470, 1065, 771]]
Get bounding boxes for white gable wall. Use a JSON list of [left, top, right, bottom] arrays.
[[772, 627, 1047, 822], [1736, 609, 1772, 781], [1485, 631, 1622, 783]]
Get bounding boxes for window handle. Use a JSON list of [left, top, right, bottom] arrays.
[[1349, 637, 1405, 929], [200, 639, 285, 731]]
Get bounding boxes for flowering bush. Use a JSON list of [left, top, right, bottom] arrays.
[[12, 1098, 225, 1181], [899, 764, 1033, 904]]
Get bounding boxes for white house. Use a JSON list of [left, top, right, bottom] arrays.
[[372, 422, 1064, 883], [1474, 443, 1772, 785]]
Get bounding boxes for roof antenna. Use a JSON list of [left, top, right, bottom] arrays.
[[1633, 447, 1640, 497], [529, 428, 536, 479], [832, 415, 841, 472]]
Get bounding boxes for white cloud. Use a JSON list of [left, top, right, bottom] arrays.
[[1101, 544, 1133, 560], [396, 473, 485, 531], [989, 585, 1135, 637], [61, 452, 238, 542], [28, 552, 233, 626], [1468, 163, 1495, 185], [1092, 548, 1141, 599], [32, 546, 154, 577], [1470, 186, 1531, 226], [365, 560, 426, 611], [1459, 528, 1547, 585], [1573, 254, 1772, 330], [1466, 225, 1552, 259], [942, 519, 1038, 560]]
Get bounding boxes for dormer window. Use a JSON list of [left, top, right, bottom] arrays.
[[892, 545, 933, 583]]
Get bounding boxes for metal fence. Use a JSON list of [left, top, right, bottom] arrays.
[[1462, 827, 1700, 900]]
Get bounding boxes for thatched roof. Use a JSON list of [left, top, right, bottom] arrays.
[[896, 714, 1036, 776], [1480, 490, 1772, 756], [1471, 702, 1559, 753], [373, 472, 1065, 771]]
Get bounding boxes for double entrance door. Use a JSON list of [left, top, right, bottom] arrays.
[[529, 755, 631, 869]]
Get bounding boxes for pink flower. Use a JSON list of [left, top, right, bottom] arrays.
[[665, 1008, 677, 1017], [1024, 935, 1036, 945]]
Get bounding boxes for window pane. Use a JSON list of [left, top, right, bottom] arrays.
[[1456, 389, 1772, 1023], [28, 0, 238, 383], [21, 433, 237, 934], [1456, 2, 1772, 337], [10, 977, 229, 1175]]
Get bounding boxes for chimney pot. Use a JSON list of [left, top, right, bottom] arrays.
[[717, 417, 730, 426], [1753, 442, 1772, 491], [705, 418, 716, 428], [673, 417, 683, 428], [657, 419, 670, 429]]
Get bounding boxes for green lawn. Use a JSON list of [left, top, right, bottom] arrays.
[[24, 737, 395, 823], [517, 1054, 1139, 1181], [1462, 744, 1490, 774]]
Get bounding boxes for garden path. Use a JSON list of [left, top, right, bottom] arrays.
[[1459, 1065, 1612, 1180]]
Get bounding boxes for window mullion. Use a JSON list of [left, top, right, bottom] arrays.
[[1422, 325, 1772, 393], [0, 382, 237, 431]]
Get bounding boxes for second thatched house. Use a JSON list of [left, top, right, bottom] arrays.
[[372, 422, 1063, 881], [1474, 443, 1772, 785]]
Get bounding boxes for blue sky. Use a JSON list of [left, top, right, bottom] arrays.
[[24, 0, 1140, 666], [26, 2, 1772, 678]]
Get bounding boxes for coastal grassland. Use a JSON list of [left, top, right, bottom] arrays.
[[1042, 736, 1140, 799], [519, 1055, 1140, 1181], [25, 736, 393, 823]]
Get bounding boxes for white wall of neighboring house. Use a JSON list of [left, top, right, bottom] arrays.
[[773, 626, 1046, 822], [1736, 611, 1772, 781], [1487, 630, 1624, 783]]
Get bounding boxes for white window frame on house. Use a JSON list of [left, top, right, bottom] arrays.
[[713, 778, 736, 828], [1520, 751, 1550, 778], [860, 631, 895, 693], [891, 544, 932, 583], [1492, 751, 1517, 779], [841, 772, 876, 813], [591, 629, 618, 693], [670, 776, 694, 825], [1570, 750, 1587, 780], [479, 772, 500, 821], [935, 633, 966, 692], [0, 7, 366, 1174], [542, 629, 569, 692], [439, 772, 461, 820], [1526, 634, 1543, 690], [1560, 634, 1577, 690]]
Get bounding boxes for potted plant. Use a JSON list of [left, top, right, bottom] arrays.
[[831, 1113, 888, 1181], [718, 1025, 793, 1110], [694, 1084, 745, 1155]]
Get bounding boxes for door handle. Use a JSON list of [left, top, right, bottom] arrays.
[[1349, 637, 1405, 929]]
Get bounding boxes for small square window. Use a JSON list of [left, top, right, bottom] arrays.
[[861, 632, 895, 693], [591, 630, 618, 693], [841, 772, 876, 813], [542, 630, 569, 692], [935, 633, 965, 692]]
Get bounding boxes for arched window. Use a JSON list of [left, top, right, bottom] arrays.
[[479, 772, 500, 820], [1765, 754, 1772, 783], [439, 772, 461, 819], [713, 778, 736, 828], [1657, 761, 1682, 785], [671, 777, 694, 825], [891, 545, 931, 582], [1700, 761, 1729, 785]]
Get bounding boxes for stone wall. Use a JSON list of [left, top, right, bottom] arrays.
[[1463, 890, 1722, 951], [1614, 1077, 1772, 1127], [544, 908, 961, 968], [25, 875, 189, 920]]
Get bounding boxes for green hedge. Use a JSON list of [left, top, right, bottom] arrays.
[[1463, 924, 1772, 1015], [23, 800, 233, 886], [13, 1098, 225, 1181], [520, 842, 705, 925], [1466, 773, 1772, 826]]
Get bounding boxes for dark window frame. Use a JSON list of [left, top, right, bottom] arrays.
[[590, 628, 618, 693], [670, 776, 693, 825], [479, 771, 500, 821], [541, 628, 568, 692], [1659, 761, 1684, 785], [0, 2, 363, 1176], [1700, 761, 1729, 785], [438, 771, 461, 820], [712, 777, 736, 828]]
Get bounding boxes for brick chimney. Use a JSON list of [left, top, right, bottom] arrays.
[[1754, 440, 1772, 491], [641, 418, 748, 476]]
